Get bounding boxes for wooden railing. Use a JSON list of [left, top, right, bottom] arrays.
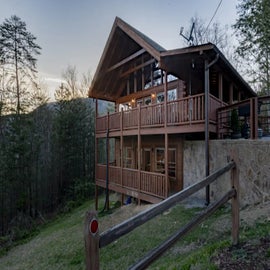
[[140, 171, 166, 198], [167, 94, 205, 125], [123, 109, 138, 129], [217, 95, 270, 139], [96, 165, 166, 199], [141, 103, 164, 127], [85, 155, 239, 269], [123, 168, 139, 189], [96, 94, 223, 134]]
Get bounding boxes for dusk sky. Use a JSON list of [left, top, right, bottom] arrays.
[[0, 0, 239, 99]]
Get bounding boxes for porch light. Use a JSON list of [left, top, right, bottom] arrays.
[[151, 93, 156, 98], [131, 98, 136, 103]]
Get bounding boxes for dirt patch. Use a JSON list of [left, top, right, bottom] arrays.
[[211, 201, 270, 269], [212, 236, 270, 269]]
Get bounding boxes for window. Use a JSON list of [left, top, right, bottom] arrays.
[[142, 148, 151, 171], [155, 148, 165, 173], [119, 103, 131, 111], [144, 96, 151, 105], [123, 147, 133, 168], [154, 147, 176, 178], [168, 89, 177, 101], [137, 99, 143, 107], [168, 148, 176, 180], [157, 92, 164, 103]]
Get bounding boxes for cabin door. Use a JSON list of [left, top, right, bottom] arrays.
[[142, 148, 151, 171]]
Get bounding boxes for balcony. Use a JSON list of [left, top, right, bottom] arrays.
[[96, 164, 166, 203], [96, 93, 225, 137]]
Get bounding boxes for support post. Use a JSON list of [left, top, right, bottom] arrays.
[[95, 99, 98, 210], [105, 112, 110, 211], [204, 54, 219, 205], [138, 104, 141, 204], [231, 151, 239, 246], [84, 211, 100, 270], [165, 133, 169, 198], [204, 59, 210, 205], [120, 108, 124, 205], [164, 71, 168, 128]]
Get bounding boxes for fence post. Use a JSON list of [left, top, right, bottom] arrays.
[[84, 211, 100, 270], [230, 151, 239, 246]]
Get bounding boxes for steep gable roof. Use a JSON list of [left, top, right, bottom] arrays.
[[89, 17, 166, 101], [89, 17, 256, 101]]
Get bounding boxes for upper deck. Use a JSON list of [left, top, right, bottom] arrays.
[[96, 92, 225, 138]]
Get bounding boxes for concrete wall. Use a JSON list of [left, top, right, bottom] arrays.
[[183, 140, 270, 206]]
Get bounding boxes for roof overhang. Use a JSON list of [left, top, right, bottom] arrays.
[[89, 17, 166, 101], [160, 43, 256, 97]]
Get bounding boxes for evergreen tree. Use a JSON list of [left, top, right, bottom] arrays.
[[0, 15, 44, 236], [53, 66, 95, 204], [234, 0, 270, 94], [0, 15, 41, 114]]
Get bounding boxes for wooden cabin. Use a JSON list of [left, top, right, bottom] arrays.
[[89, 17, 256, 206]]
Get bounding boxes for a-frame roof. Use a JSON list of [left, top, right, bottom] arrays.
[[89, 17, 256, 101], [89, 17, 166, 101]]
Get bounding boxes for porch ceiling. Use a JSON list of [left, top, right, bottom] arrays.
[[160, 43, 257, 98]]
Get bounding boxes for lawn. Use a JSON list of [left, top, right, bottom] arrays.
[[0, 198, 269, 270]]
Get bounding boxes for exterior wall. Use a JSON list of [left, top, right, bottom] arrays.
[[114, 134, 184, 192], [184, 140, 270, 206]]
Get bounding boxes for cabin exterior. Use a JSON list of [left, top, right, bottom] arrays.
[[89, 17, 257, 206]]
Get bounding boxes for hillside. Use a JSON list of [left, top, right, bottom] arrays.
[[0, 198, 269, 269]]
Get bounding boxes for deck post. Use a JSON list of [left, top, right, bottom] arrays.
[[95, 99, 99, 210], [84, 211, 100, 270], [120, 108, 124, 205], [253, 97, 258, 139], [231, 151, 239, 246], [164, 72, 169, 197], [204, 59, 210, 205], [138, 104, 142, 204], [164, 71, 168, 128], [165, 133, 169, 197], [204, 54, 219, 205], [250, 98, 254, 139], [105, 112, 110, 210]]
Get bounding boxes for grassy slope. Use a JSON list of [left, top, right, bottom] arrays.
[[0, 199, 269, 270], [0, 202, 89, 270]]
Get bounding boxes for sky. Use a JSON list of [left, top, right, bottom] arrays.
[[0, 0, 239, 100]]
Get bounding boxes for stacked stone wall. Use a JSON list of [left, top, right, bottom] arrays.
[[183, 140, 270, 206]]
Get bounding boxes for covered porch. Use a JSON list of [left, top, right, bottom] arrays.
[[96, 91, 225, 138]]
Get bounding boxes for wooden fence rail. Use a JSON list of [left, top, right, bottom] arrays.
[[84, 159, 239, 269], [129, 189, 236, 270]]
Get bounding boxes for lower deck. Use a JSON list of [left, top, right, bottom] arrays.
[[96, 134, 184, 203], [96, 165, 166, 203]]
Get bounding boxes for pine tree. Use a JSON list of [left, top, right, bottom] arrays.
[[53, 66, 95, 204], [0, 16, 43, 235], [0, 15, 41, 114]]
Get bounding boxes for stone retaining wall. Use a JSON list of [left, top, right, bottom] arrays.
[[183, 140, 270, 206]]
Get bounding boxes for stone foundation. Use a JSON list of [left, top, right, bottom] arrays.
[[183, 139, 270, 206]]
